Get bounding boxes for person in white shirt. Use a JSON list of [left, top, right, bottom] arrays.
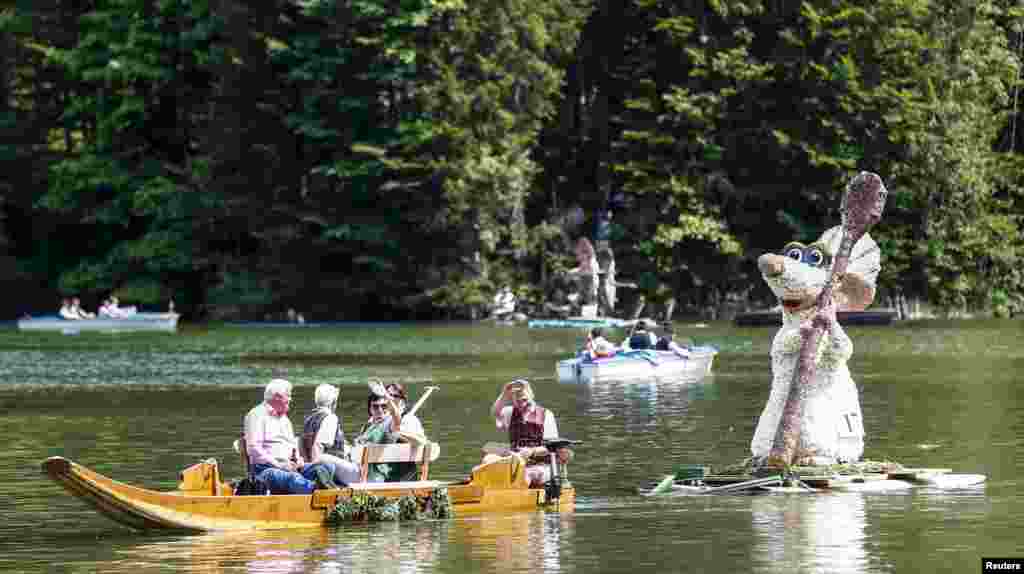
[[70, 297, 95, 319], [584, 327, 617, 359], [59, 298, 80, 320], [244, 378, 335, 493]]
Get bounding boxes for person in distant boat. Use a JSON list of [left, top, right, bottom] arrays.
[[484, 379, 571, 487], [70, 297, 95, 319], [300, 383, 361, 486], [584, 327, 617, 359], [654, 327, 689, 356], [243, 378, 337, 493], [621, 320, 657, 350], [59, 298, 79, 320], [353, 382, 423, 482], [109, 295, 136, 316]]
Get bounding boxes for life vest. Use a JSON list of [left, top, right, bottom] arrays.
[[300, 409, 345, 461], [654, 338, 671, 351], [509, 405, 547, 449], [628, 332, 653, 350]]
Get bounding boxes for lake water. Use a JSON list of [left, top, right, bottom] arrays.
[[1, 320, 1021, 573]]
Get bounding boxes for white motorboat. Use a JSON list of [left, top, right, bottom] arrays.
[[556, 346, 718, 384]]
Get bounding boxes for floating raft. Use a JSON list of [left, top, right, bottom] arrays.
[[644, 461, 985, 495], [733, 308, 897, 327]]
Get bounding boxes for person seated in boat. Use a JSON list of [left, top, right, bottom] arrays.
[[243, 378, 337, 494], [300, 383, 362, 486], [654, 328, 689, 356], [108, 295, 137, 316], [70, 297, 95, 319], [584, 327, 617, 360], [621, 320, 657, 350], [482, 379, 571, 487], [353, 382, 425, 482], [59, 298, 79, 320]]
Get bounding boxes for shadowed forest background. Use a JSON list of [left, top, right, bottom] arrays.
[[1, 0, 1023, 321]]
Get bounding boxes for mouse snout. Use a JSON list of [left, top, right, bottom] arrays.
[[758, 253, 786, 277]]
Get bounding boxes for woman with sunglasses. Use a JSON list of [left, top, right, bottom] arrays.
[[354, 382, 428, 482]]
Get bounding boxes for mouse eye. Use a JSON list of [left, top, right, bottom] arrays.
[[805, 248, 825, 267], [785, 247, 803, 261]]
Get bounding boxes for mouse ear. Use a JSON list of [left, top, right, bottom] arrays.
[[817, 226, 881, 311]]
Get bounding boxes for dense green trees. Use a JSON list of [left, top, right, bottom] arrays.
[[1, 0, 1022, 320]]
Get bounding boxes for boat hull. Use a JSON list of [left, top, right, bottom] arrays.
[[42, 457, 574, 532], [18, 314, 179, 333], [557, 347, 717, 384]]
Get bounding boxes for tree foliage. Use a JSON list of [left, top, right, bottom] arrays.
[[0, 0, 1022, 319]]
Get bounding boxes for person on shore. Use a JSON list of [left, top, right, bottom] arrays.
[[59, 298, 79, 320], [483, 380, 570, 487], [300, 384, 362, 486], [584, 327, 616, 359], [655, 327, 690, 355], [353, 382, 422, 482], [621, 320, 657, 350], [243, 378, 336, 493]]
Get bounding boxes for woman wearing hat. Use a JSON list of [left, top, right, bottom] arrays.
[[486, 380, 570, 487]]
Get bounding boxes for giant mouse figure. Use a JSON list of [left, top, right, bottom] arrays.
[[750, 224, 881, 465]]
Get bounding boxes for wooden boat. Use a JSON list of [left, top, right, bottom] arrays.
[[556, 346, 718, 384], [733, 308, 897, 327], [41, 441, 575, 532], [18, 312, 179, 333]]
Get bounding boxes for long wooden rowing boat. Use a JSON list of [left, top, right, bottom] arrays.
[[41, 455, 574, 532], [556, 346, 718, 384]]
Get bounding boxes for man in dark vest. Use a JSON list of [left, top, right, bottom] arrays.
[[300, 383, 361, 485], [485, 380, 570, 487]]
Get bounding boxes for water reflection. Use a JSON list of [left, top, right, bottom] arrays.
[[750, 493, 871, 573], [451, 512, 573, 573], [114, 522, 448, 574], [100, 514, 574, 574]]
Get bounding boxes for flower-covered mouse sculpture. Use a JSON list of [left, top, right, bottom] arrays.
[[751, 172, 887, 467]]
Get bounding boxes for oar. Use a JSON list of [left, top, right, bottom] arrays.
[[765, 172, 887, 468], [406, 385, 439, 418]]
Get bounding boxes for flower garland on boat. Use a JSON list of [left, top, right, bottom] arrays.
[[326, 488, 452, 524]]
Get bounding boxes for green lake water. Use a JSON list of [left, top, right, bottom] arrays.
[[1, 319, 1021, 573]]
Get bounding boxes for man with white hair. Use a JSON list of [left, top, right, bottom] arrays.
[[300, 384, 362, 485], [244, 378, 335, 494]]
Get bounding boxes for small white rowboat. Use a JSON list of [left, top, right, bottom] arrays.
[[17, 313, 179, 334], [556, 346, 718, 384]]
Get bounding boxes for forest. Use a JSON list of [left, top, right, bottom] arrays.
[[2, 0, 1023, 321]]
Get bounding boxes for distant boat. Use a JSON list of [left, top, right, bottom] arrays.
[[528, 317, 632, 329], [556, 346, 718, 384], [733, 308, 897, 327], [17, 313, 179, 334]]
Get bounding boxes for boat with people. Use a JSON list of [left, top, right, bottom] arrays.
[[17, 312, 179, 334], [528, 316, 631, 329], [557, 346, 718, 384], [41, 437, 578, 532]]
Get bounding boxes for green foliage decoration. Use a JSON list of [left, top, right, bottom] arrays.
[[325, 488, 452, 524]]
